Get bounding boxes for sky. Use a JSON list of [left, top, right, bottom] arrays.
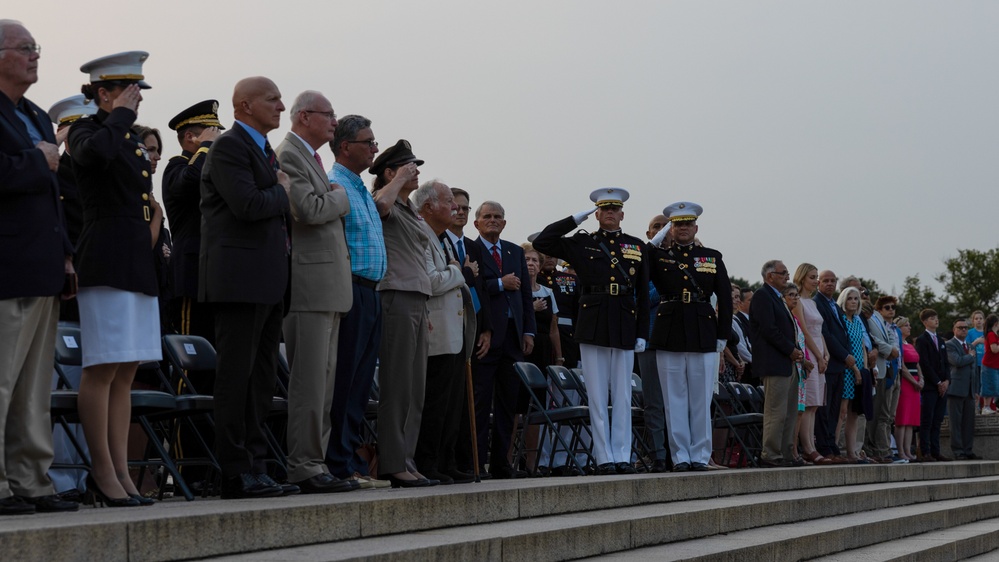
[[15, 1, 999, 297]]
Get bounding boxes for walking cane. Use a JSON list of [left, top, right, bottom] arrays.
[[459, 283, 481, 482]]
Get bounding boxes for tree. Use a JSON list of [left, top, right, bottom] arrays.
[[897, 274, 955, 339], [729, 275, 761, 292], [939, 247, 999, 315]]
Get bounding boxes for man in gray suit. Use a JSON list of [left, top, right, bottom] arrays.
[[865, 296, 901, 462], [946, 318, 980, 460], [276, 91, 355, 493]]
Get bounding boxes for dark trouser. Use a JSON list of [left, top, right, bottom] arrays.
[[472, 323, 523, 472], [415, 352, 464, 473], [213, 301, 283, 477], [325, 282, 381, 479], [919, 389, 948, 456], [636, 349, 667, 461], [815, 372, 844, 457], [948, 395, 976, 456], [558, 324, 580, 369]]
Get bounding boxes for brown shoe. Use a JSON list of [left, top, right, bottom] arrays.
[[933, 454, 953, 462], [917, 455, 937, 463]]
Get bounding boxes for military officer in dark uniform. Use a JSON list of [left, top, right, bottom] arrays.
[[534, 187, 649, 475], [648, 202, 732, 472], [539, 256, 580, 368], [162, 99, 223, 343]]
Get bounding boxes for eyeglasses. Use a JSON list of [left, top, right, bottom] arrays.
[[881, 305, 895, 310], [304, 110, 337, 120], [955, 325, 969, 330], [771, 270, 790, 276], [346, 139, 378, 148], [0, 44, 40, 56]]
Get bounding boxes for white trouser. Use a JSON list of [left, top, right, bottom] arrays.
[[579, 344, 634, 465], [657, 351, 717, 465]]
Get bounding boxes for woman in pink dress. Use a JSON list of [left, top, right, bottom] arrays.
[[792, 263, 831, 464], [893, 316, 923, 461]]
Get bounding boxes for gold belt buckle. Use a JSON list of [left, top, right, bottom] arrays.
[[609, 283, 619, 296], [682, 289, 691, 303]]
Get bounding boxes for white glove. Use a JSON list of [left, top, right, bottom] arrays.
[[650, 223, 671, 247], [716, 339, 727, 353], [634, 338, 647, 353], [572, 207, 598, 225]]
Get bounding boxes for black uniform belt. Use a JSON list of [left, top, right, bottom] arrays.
[[582, 284, 633, 296], [661, 292, 710, 304], [351, 275, 378, 289]]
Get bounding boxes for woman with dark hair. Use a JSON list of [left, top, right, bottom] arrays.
[[132, 124, 161, 174], [981, 314, 999, 415], [368, 140, 436, 488], [69, 52, 162, 507]]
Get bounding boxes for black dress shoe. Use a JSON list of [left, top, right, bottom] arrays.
[[490, 465, 527, 479], [690, 462, 710, 472], [671, 462, 690, 473], [20, 494, 80, 512], [550, 465, 584, 477], [597, 462, 617, 475], [128, 494, 156, 506], [293, 473, 356, 494], [933, 454, 953, 462], [650, 459, 668, 474], [382, 474, 431, 488], [220, 473, 284, 499], [257, 474, 300, 496], [56, 489, 83, 503], [616, 462, 637, 474], [85, 475, 141, 507], [443, 469, 476, 484], [421, 471, 454, 485], [0, 496, 35, 515]]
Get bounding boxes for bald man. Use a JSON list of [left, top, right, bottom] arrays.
[[200, 76, 295, 499]]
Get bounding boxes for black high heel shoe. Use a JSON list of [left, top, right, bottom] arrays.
[[129, 493, 156, 506], [85, 475, 140, 508]]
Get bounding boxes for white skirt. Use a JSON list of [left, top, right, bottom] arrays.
[[77, 286, 162, 368]]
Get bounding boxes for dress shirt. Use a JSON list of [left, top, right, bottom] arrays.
[[233, 120, 267, 155], [482, 239, 505, 291], [330, 162, 386, 281], [15, 99, 43, 144]]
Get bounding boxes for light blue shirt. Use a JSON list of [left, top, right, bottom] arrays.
[[234, 120, 267, 155], [330, 162, 386, 281]]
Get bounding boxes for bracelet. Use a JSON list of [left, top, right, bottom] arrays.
[[555, 357, 565, 362]]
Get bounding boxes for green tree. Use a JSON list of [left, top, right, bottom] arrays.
[[897, 274, 955, 339], [939, 247, 999, 315], [729, 275, 761, 292]]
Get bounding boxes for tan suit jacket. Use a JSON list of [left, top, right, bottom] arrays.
[[423, 222, 466, 356], [276, 132, 351, 312]]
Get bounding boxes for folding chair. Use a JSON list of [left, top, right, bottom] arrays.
[[512, 363, 591, 475], [711, 382, 764, 468]]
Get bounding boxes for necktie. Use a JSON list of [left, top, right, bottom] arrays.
[[456, 239, 466, 264], [264, 140, 278, 170], [964, 341, 969, 352], [931, 333, 938, 347], [313, 151, 324, 171], [492, 245, 502, 271]]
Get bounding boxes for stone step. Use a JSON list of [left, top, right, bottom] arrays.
[[813, 518, 999, 561], [587, 495, 999, 561], [199, 475, 999, 561], [4, 463, 996, 562]]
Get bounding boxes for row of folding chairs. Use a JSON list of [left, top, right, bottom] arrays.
[[511, 363, 653, 475], [711, 381, 765, 468]]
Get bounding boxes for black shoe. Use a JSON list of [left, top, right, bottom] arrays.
[[0, 496, 35, 515], [650, 459, 668, 474], [56, 489, 83, 503], [220, 473, 283, 500], [671, 462, 691, 473], [421, 470, 454, 485], [382, 474, 431, 488], [85, 475, 141, 507], [128, 494, 156, 506], [20, 494, 81, 512], [443, 469, 476, 484], [597, 462, 617, 475], [690, 462, 710, 472], [757, 458, 782, 468], [490, 465, 527, 479], [616, 462, 637, 474], [550, 465, 584, 477], [257, 474, 300, 496], [292, 473, 356, 494]]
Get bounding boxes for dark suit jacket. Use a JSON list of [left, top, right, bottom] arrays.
[[475, 236, 535, 352], [916, 331, 950, 390], [749, 284, 797, 377], [445, 234, 492, 336], [163, 142, 212, 298], [199, 122, 290, 304], [813, 293, 851, 377], [0, 91, 71, 299]]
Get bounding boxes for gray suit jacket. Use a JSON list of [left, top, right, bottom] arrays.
[[424, 222, 467, 356], [946, 337, 980, 398], [276, 132, 351, 313], [866, 312, 898, 380]]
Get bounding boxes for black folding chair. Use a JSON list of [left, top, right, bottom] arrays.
[[711, 382, 764, 468], [513, 363, 592, 475]]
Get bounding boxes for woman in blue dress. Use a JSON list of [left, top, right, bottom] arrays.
[[836, 287, 868, 463]]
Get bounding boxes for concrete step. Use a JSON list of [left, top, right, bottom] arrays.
[[587, 495, 999, 562], [4, 462, 997, 562], [200, 474, 999, 561], [813, 519, 999, 561]]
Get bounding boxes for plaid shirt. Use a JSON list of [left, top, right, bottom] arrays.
[[329, 162, 386, 281]]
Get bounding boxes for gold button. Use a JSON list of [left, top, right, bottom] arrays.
[[142, 193, 149, 201], [135, 149, 143, 157], [683, 275, 688, 280], [583, 304, 588, 308], [683, 253, 688, 257], [125, 133, 130, 139], [610, 251, 616, 256], [142, 170, 149, 178], [610, 277, 616, 282], [60, 195, 65, 200]]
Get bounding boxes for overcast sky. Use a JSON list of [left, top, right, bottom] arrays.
[[17, 1, 999, 296]]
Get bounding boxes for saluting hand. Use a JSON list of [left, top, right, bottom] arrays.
[[112, 84, 142, 114], [195, 126, 220, 143]]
